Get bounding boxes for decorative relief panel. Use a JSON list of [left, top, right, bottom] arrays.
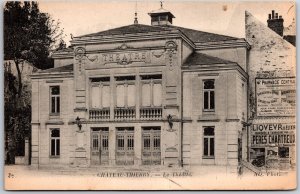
[[165, 41, 178, 71]]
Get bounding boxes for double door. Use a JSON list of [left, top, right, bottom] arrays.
[[91, 128, 109, 165], [142, 127, 161, 165], [116, 127, 135, 165]]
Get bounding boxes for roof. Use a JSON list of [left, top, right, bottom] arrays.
[[40, 64, 73, 73], [183, 52, 235, 66], [76, 24, 240, 43], [77, 24, 174, 38], [172, 26, 239, 43], [148, 8, 175, 18]]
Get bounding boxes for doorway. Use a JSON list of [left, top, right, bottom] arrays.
[[91, 127, 109, 165]]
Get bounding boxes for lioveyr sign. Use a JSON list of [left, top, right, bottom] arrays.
[[251, 123, 296, 147], [256, 78, 296, 117]]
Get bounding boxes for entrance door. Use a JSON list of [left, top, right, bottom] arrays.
[[91, 128, 109, 165], [116, 127, 134, 165], [142, 127, 161, 165]]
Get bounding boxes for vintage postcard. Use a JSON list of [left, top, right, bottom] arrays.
[[4, 0, 296, 190]]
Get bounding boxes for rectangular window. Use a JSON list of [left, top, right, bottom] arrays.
[[143, 134, 151, 150], [102, 135, 109, 151], [50, 86, 60, 114], [141, 75, 162, 107], [127, 135, 134, 151], [50, 129, 60, 156], [115, 76, 136, 108], [90, 77, 110, 108], [203, 80, 215, 111], [92, 133, 99, 151], [117, 135, 125, 150], [203, 127, 214, 157]]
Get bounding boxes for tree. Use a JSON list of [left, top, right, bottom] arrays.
[[4, 2, 65, 164], [4, 1, 65, 95]]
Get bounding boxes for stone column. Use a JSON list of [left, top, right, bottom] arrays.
[[24, 137, 29, 165], [108, 126, 116, 165], [74, 124, 88, 167], [136, 72, 140, 119], [134, 125, 142, 166], [110, 74, 115, 120]]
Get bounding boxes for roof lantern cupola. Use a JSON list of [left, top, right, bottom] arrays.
[[148, 1, 175, 26]]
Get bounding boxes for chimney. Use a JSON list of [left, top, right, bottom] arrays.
[[267, 10, 284, 36]]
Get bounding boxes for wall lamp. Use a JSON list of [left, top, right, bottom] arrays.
[[75, 116, 82, 131]]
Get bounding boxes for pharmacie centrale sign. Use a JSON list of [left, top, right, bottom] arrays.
[[256, 78, 295, 117], [251, 123, 296, 147]]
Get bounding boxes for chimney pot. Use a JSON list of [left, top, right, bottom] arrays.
[[268, 14, 271, 20], [272, 10, 275, 19], [275, 13, 278, 19]]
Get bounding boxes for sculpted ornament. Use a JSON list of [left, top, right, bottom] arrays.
[[165, 41, 177, 71], [87, 55, 98, 62], [75, 47, 86, 73], [75, 47, 86, 59], [116, 43, 133, 50]]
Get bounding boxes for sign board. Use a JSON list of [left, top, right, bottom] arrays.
[[256, 78, 296, 117], [251, 123, 296, 147]]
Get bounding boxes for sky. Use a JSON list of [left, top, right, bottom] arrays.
[[38, 1, 296, 46]]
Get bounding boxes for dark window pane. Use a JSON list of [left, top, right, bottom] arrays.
[[204, 80, 214, 89], [204, 127, 214, 136], [51, 97, 55, 113], [204, 92, 208, 109], [56, 139, 60, 155], [51, 86, 60, 95], [204, 138, 208, 156], [144, 138, 150, 149], [210, 138, 214, 156], [103, 138, 108, 148], [117, 137, 124, 149], [51, 139, 55, 155], [210, 91, 215, 109], [57, 97, 60, 113], [154, 138, 160, 148], [51, 129, 60, 137]]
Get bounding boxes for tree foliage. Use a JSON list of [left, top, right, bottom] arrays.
[[4, 2, 65, 164], [4, 1, 64, 69]]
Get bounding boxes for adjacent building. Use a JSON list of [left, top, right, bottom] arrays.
[[246, 11, 296, 170], [30, 5, 252, 172]]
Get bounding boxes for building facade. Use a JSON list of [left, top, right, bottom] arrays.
[[30, 6, 250, 171], [246, 11, 296, 170]]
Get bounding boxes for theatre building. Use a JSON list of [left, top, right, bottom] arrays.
[[30, 5, 249, 171]]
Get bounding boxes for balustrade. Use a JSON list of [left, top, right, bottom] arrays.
[[114, 107, 136, 120], [89, 109, 110, 121], [140, 107, 162, 120]]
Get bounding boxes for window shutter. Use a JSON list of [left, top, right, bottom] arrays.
[[91, 86, 100, 108], [153, 83, 162, 106], [127, 85, 136, 107], [116, 85, 125, 107], [102, 85, 110, 108], [142, 83, 151, 106]]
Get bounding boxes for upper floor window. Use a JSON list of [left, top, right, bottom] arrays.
[[203, 80, 215, 111], [50, 86, 60, 114], [141, 75, 162, 107], [116, 76, 136, 108], [50, 128, 60, 156], [90, 77, 110, 109]]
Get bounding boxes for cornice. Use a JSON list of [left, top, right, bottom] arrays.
[[71, 30, 180, 46], [182, 63, 248, 79], [30, 72, 74, 79]]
